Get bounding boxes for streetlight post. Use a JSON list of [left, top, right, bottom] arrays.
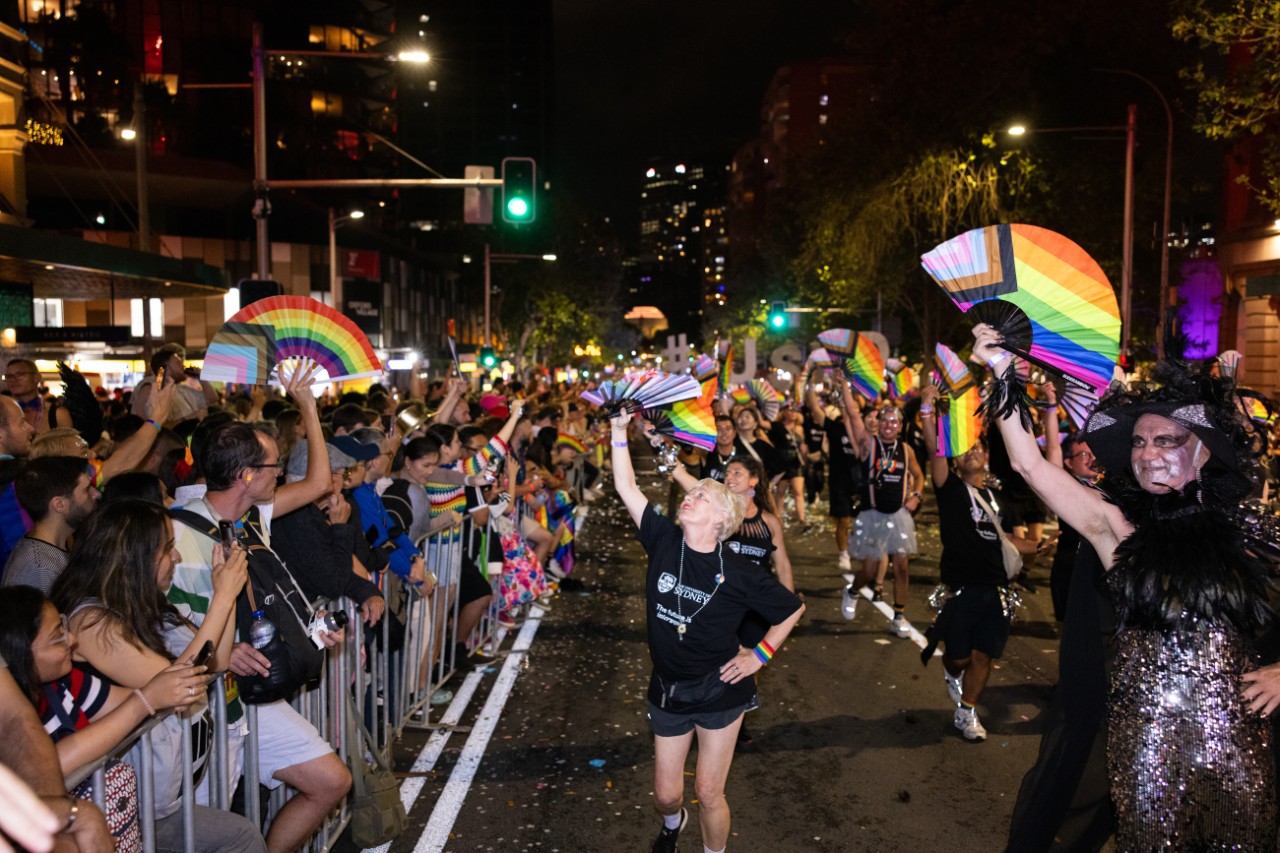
[[1099, 69, 1174, 359], [328, 208, 364, 311], [250, 23, 429, 281], [1007, 109, 1137, 355], [483, 246, 557, 348]]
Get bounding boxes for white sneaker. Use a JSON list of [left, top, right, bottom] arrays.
[[944, 671, 964, 705], [841, 585, 857, 620], [891, 613, 911, 638], [837, 551, 852, 571], [545, 559, 566, 580], [954, 706, 987, 741]]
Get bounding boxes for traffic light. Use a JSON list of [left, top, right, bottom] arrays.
[[479, 346, 497, 368], [767, 300, 787, 330], [501, 157, 537, 224]]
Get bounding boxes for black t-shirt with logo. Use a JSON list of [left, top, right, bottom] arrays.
[[936, 471, 1012, 587], [637, 504, 801, 711], [864, 438, 908, 513], [824, 418, 859, 488], [803, 411, 826, 460]]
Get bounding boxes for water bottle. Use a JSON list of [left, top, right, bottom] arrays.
[[249, 610, 276, 650]]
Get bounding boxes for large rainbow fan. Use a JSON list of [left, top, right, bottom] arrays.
[[202, 295, 381, 384], [646, 395, 717, 452], [808, 347, 837, 368], [933, 343, 975, 396], [842, 335, 885, 400], [937, 385, 982, 458], [818, 328, 856, 357], [729, 387, 751, 406], [579, 370, 701, 417], [921, 224, 1120, 396]]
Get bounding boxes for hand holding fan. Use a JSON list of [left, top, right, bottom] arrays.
[[841, 335, 886, 401], [818, 328, 856, 357], [202, 295, 382, 385], [645, 394, 717, 452], [921, 224, 1120, 396], [578, 370, 702, 418]]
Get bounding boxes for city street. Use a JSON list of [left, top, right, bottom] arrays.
[[356, 461, 1071, 853]]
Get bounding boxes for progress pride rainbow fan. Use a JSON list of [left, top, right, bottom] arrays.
[[579, 370, 702, 417], [202, 295, 381, 385]]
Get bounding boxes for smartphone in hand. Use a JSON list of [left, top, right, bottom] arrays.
[[218, 520, 236, 559], [191, 640, 215, 669]]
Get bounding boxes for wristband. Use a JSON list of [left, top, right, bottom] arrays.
[[611, 440, 628, 448], [918, 406, 934, 416], [133, 688, 156, 717], [145, 418, 161, 430], [753, 640, 775, 665], [59, 796, 79, 833], [986, 351, 1010, 369]]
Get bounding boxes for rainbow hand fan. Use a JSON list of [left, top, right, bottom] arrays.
[[729, 386, 752, 406], [842, 335, 886, 400], [693, 354, 719, 382], [937, 385, 982, 458], [818, 328, 856, 357], [921, 224, 1120, 396], [745, 378, 784, 421], [646, 395, 717, 452], [718, 345, 734, 392], [888, 366, 917, 400], [933, 343, 976, 396], [578, 370, 701, 417], [202, 295, 381, 384]]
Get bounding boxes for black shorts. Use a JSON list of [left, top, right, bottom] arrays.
[[1007, 490, 1047, 526], [459, 558, 494, 605], [647, 696, 758, 737], [942, 586, 1010, 660], [828, 479, 856, 518]]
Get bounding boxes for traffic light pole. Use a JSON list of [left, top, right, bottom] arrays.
[[484, 242, 492, 346]]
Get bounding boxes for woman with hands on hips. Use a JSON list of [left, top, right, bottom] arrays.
[[610, 406, 804, 853]]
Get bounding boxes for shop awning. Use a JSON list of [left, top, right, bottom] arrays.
[[0, 223, 226, 299]]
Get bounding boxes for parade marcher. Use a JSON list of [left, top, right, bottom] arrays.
[[701, 416, 741, 484], [919, 383, 1038, 741], [976, 323, 1279, 848], [768, 407, 810, 530], [610, 407, 803, 853], [837, 374, 923, 636], [804, 371, 862, 572]]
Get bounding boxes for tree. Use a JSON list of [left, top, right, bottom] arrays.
[[1174, 0, 1280, 214]]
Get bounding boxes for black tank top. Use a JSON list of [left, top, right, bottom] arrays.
[[727, 506, 776, 567], [865, 438, 907, 513]]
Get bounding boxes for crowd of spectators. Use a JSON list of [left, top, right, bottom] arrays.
[[0, 345, 601, 852]]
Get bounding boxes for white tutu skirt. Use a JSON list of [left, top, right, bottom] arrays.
[[849, 507, 917, 558]]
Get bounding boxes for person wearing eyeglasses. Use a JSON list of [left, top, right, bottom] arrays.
[[4, 359, 72, 435]]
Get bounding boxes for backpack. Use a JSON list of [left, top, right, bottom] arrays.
[[169, 507, 325, 704]]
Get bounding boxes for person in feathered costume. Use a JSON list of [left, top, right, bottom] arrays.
[[974, 324, 1279, 852]]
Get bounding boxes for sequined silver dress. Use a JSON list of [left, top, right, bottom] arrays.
[[1107, 606, 1277, 851]]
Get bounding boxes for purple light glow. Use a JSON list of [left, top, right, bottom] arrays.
[[1178, 257, 1224, 359]]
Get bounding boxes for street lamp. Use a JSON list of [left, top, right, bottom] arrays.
[[484, 246, 557, 346], [329, 208, 364, 311], [1006, 110, 1137, 356], [251, 24, 429, 281]]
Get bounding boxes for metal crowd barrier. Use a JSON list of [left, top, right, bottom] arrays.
[[61, 495, 580, 852]]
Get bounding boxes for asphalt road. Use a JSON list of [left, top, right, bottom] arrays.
[[354, 468, 1076, 853]]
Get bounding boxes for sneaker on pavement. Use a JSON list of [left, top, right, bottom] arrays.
[[841, 584, 857, 621], [837, 551, 852, 571], [954, 706, 987, 741], [651, 807, 688, 853], [497, 612, 518, 630], [872, 586, 884, 602], [891, 613, 911, 638], [545, 559, 566, 580], [457, 642, 497, 666], [944, 671, 964, 705]]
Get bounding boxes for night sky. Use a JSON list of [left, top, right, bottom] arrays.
[[552, 0, 869, 234]]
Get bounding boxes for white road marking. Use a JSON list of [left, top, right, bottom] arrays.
[[412, 606, 545, 852]]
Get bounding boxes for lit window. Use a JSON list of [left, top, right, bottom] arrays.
[[819, 94, 829, 106], [819, 114, 828, 125]]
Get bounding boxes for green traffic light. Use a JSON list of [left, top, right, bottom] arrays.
[[770, 314, 785, 328], [506, 197, 529, 218]]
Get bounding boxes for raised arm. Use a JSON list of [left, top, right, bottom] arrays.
[[431, 378, 467, 425], [1041, 383, 1063, 468], [804, 369, 827, 428], [272, 360, 330, 516], [973, 324, 1126, 563], [609, 408, 647, 527], [832, 371, 870, 458], [918, 385, 950, 489], [100, 368, 177, 483]]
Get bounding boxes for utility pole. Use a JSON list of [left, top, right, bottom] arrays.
[[1120, 103, 1136, 358]]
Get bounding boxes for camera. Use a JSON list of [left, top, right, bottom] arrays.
[[305, 610, 350, 649]]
